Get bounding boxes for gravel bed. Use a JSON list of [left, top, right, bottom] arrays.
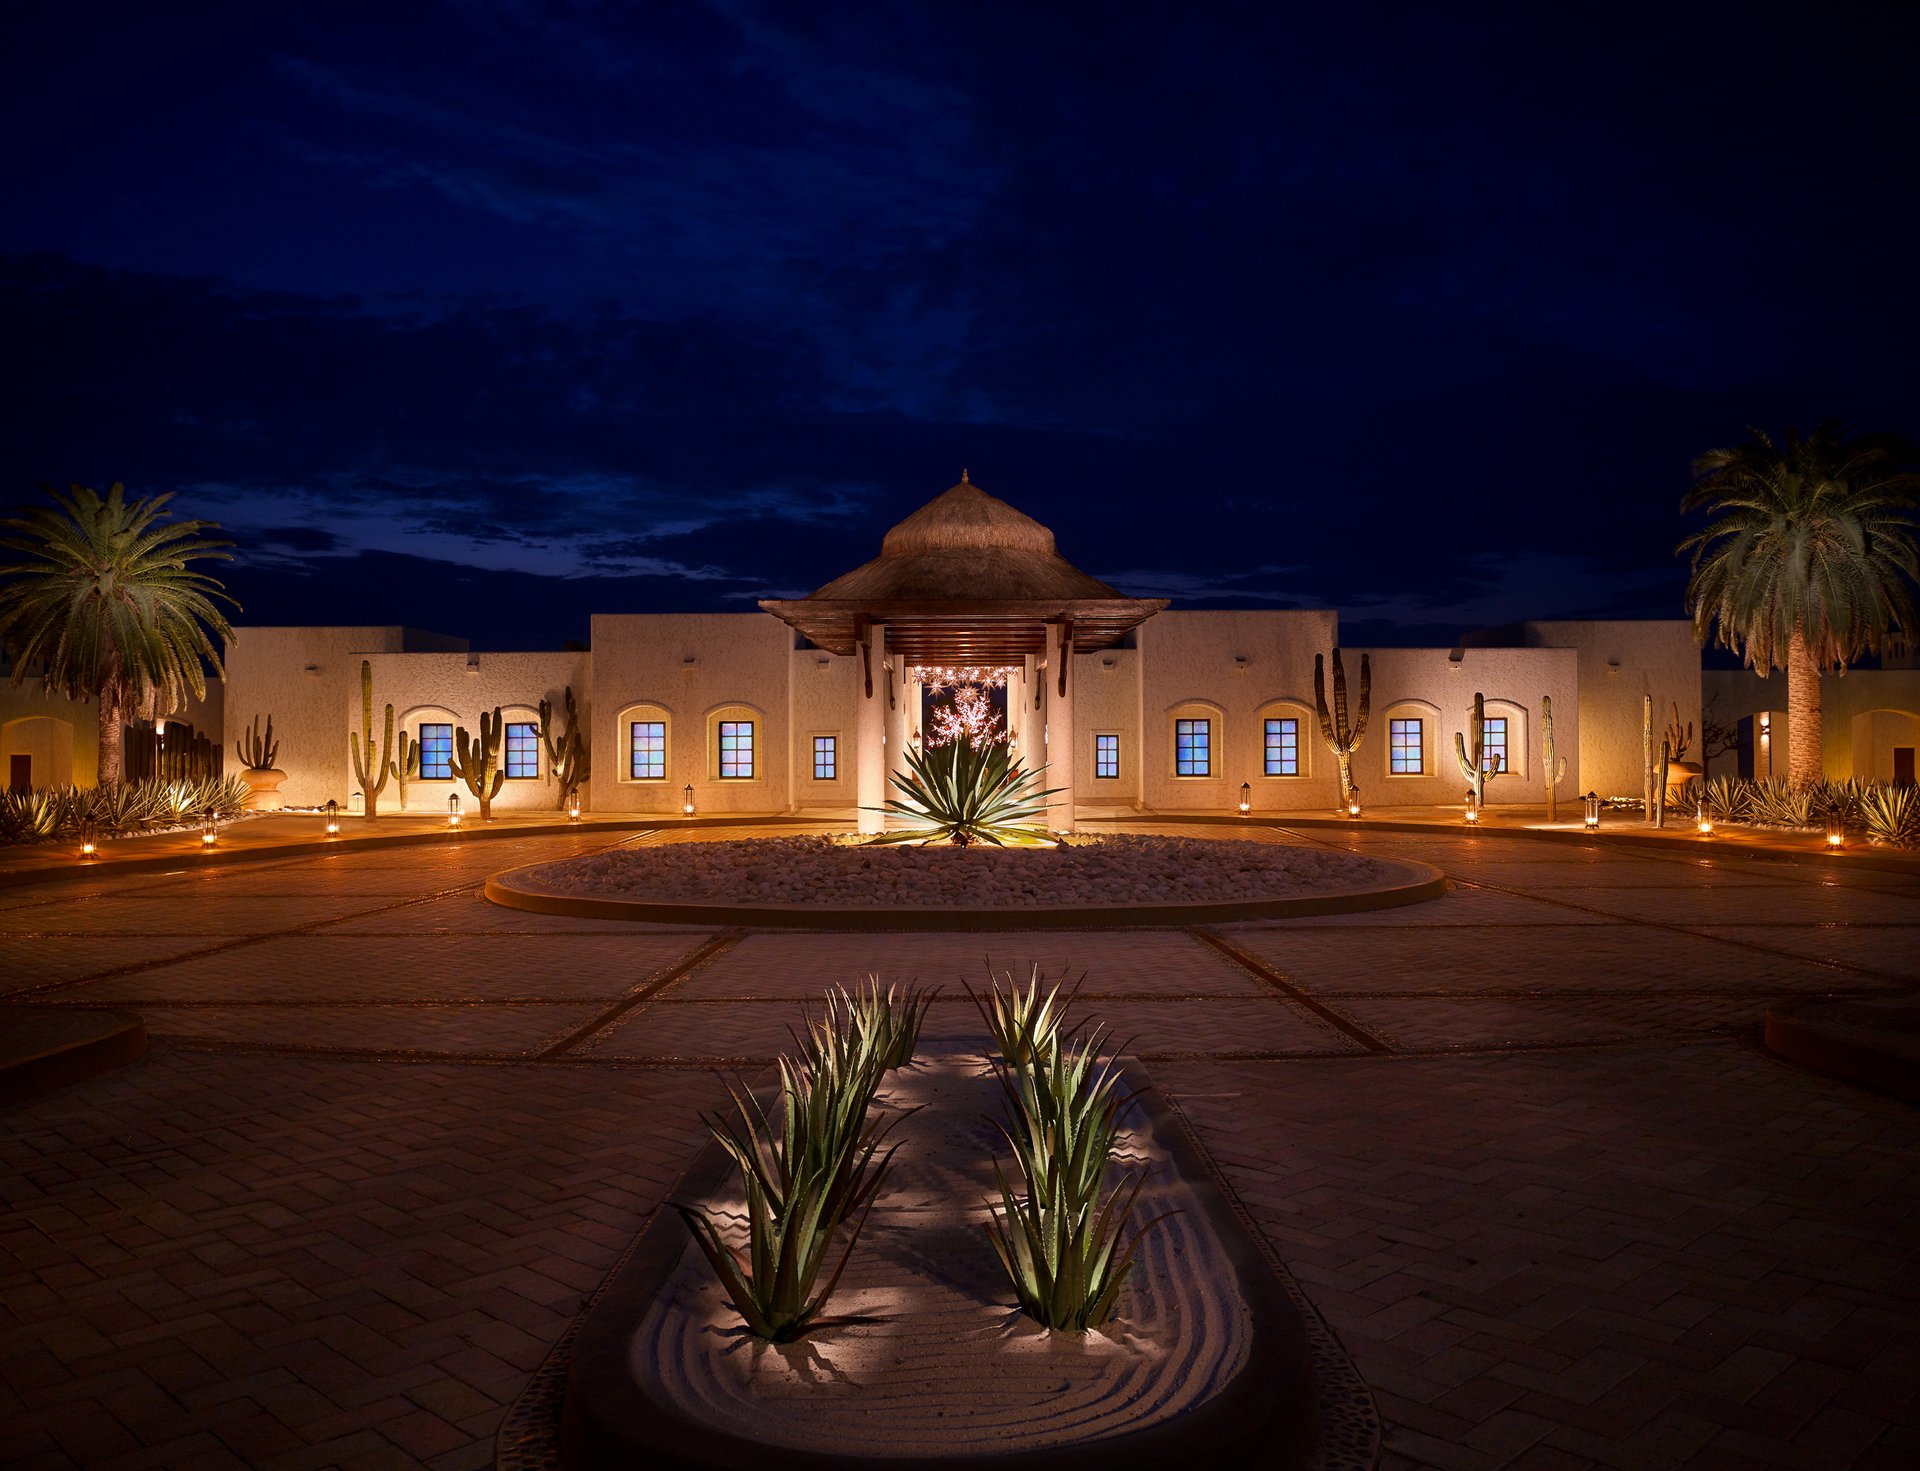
[[521, 833, 1390, 908]]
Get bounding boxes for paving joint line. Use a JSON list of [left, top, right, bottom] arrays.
[[1188, 925, 1391, 1054], [537, 930, 742, 1057]]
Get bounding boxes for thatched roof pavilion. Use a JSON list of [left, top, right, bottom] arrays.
[[760, 475, 1167, 663]]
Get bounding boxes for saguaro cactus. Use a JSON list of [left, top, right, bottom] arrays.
[[538, 686, 590, 811], [234, 713, 279, 771], [1655, 737, 1671, 829], [1540, 695, 1567, 822], [1312, 649, 1371, 810], [451, 708, 505, 820], [389, 729, 420, 811], [1642, 693, 1655, 821], [1453, 691, 1504, 810], [349, 661, 393, 819]]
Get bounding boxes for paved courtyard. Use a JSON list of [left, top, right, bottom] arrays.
[[2, 822, 1917, 1470]]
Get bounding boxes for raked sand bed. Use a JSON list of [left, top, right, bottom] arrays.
[[560, 1049, 1322, 1467]]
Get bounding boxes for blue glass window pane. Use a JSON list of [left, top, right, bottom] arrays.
[[720, 720, 754, 779], [813, 735, 836, 780], [1095, 733, 1119, 779], [1390, 718, 1423, 775], [1482, 718, 1507, 773], [630, 721, 665, 780], [1264, 718, 1298, 776], [1175, 718, 1210, 777], [505, 722, 539, 779], [420, 723, 453, 780]]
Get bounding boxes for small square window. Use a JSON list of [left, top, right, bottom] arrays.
[[719, 720, 754, 779], [630, 721, 665, 780], [1264, 717, 1298, 776], [813, 734, 837, 780], [1481, 717, 1507, 773], [1095, 733, 1119, 779], [1175, 718, 1211, 777], [420, 723, 453, 780], [1390, 717, 1423, 775], [505, 722, 539, 779]]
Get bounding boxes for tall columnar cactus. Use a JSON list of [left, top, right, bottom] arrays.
[[1655, 737, 1671, 829], [1453, 691, 1503, 809], [450, 708, 505, 820], [538, 685, 590, 811], [234, 713, 279, 771], [1312, 649, 1371, 810], [1664, 702, 1694, 764], [1540, 696, 1567, 822], [1642, 693, 1655, 820], [349, 661, 393, 819], [389, 730, 419, 811]]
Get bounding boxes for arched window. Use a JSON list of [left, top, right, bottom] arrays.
[[616, 702, 672, 782], [1167, 700, 1225, 779], [1257, 699, 1314, 779], [500, 704, 542, 781], [399, 705, 460, 785], [1382, 699, 1439, 778], [707, 703, 765, 782]]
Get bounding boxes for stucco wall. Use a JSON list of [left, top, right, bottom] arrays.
[[1071, 646, 1143, 808], [590, 613, 794, 814], [364, 649, 591, 814], [1523, 621, 1699, 801], [1350, 646, 1578, 809], [1137, 609, 1342, 812], [1703, 667, 1920, 782], [224, 627, 466, 808], [789, 647, 860, 812]]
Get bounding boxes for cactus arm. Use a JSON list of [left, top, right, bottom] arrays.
[[1330, 649, 1351, 747], [1656, 737, 1671, 828], [1350, 652, 1371, 745], [1312, 655, 1337, 749]]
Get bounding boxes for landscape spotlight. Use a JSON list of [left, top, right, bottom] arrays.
[[324, 798, 340, 835], [448, 793, 463, 827], [684, 783, 696, 816], [1583, 791, 1601, 829], [1238, 781, 1251, 815]]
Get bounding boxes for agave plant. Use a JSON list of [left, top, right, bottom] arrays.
[[1860, 785, 1920, 848], [1749, 775, 1816, 827], [833, 977, 935, 1072], [985, 1027, 1166, 1332], [1703, 774, 1752, 822], [967, 965, 1077, 1069], [865, 735, 1063, 847], [0, 788, 64, 843]]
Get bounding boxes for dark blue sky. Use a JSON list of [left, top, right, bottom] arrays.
[[4, 2, 1915, 650]]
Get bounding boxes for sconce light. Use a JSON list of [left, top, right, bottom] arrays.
[[325, 798, 340, 835], [1583, 791, 1601, 829], [201, 809, 218, 847], [1238, 781, 1251, 815], [448, 793, 463, 826], [683, 783, 696, 816]]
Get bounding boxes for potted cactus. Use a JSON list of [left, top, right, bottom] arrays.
[[233, 714, 287, 810], [1663, 702, 1701, 806]]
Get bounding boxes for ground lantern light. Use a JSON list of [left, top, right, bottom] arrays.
[[1346, 786, 1361, 818], [684, 783, 696, 816], [201, 809, 218, 847], [1696, 795, 1713, 836], [1826, 812, 1845, 849], [1238, 781, 1251, 815], [567, 793, 582, 821], [448, 793, 463, 827], [1463, 791, 1479, 825], [78, 819, 98, 859], [325, 799, 340, 835], [1583, 791, 1601, 829]]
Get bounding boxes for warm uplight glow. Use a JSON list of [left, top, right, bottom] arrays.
[[911, 665, 1020, 690], [1465, 806, 1479, 824], [567, 796, 582, 820], [79, 839, 96, 857], [201, 810, 218, 847], [1698, 818, 1713, 835], [1827, 831, 1844, 848]]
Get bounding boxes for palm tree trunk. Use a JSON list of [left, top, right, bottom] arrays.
[[97, 691, 123, 787], [1786, 629, 1822, 789]]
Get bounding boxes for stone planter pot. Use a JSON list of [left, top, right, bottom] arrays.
[[240, 766, 287, 811], [1666, 760, 1703, 805]]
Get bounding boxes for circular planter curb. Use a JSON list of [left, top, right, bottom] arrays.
[[0, 1006, 148, 1109], [554, 1061, 1343, 1471], [1763, 996, 1920, 1104], [484, 854, 1447, 931]]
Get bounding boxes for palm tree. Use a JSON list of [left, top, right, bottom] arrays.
[[0, 484, 237, 786], [1679, 422, 1920, 789]]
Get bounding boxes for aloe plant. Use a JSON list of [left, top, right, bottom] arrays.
[[676, 1016, 904, 1341], [831, 977, 935, 1072], [967, 965, 1076, 1069], [866, 735, 1062, 846]]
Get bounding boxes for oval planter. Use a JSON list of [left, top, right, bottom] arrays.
[[1665, 760, 1703, 805], [240, 766, 288, 811], [557, 1056, 1344, 1470]]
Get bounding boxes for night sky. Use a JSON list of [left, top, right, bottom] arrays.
[[4, 3, 1916, 653]]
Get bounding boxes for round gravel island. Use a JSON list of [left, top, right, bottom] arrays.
[[485, 833, 1444, 930]]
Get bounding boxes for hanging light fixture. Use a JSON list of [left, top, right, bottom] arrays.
[[448, 793, 463, 827], [324, 798, 340, 835], [683, 783, 696, 816], [1238, 781, 1251, 815], [1583, 791, 1601, 830]]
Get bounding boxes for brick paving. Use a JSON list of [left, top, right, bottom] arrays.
[[1, 820, 1917, 1468]]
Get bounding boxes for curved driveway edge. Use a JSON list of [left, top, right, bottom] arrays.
[[483, 855, 1446, 930]]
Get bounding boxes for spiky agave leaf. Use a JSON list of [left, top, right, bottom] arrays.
[[1861, 784, 1920, 847], [863, 736, 1064, 846], [965, 964, 1079, 1069]]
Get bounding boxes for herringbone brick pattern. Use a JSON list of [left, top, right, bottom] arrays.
[[2, 821, 1916, 1468]]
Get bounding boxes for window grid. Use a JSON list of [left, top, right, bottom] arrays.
[[719, 720, 754, 779], [1175, 718, 1211, 777], [813, 735, 837, 780], [1481, 717, 1508, 773], [1264, 717, 1298, 776], [630, 721, 665, 780], [420, 723, 453, 781], [505, 722, 539, 779], [1095, 733, 1119, 779], [1389, 717, 1423, 775]]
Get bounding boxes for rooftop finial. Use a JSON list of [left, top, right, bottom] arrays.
[[961, 467, 970, 483]]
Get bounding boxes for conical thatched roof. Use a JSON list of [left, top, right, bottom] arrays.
[[760, 475, 1166, 660]]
